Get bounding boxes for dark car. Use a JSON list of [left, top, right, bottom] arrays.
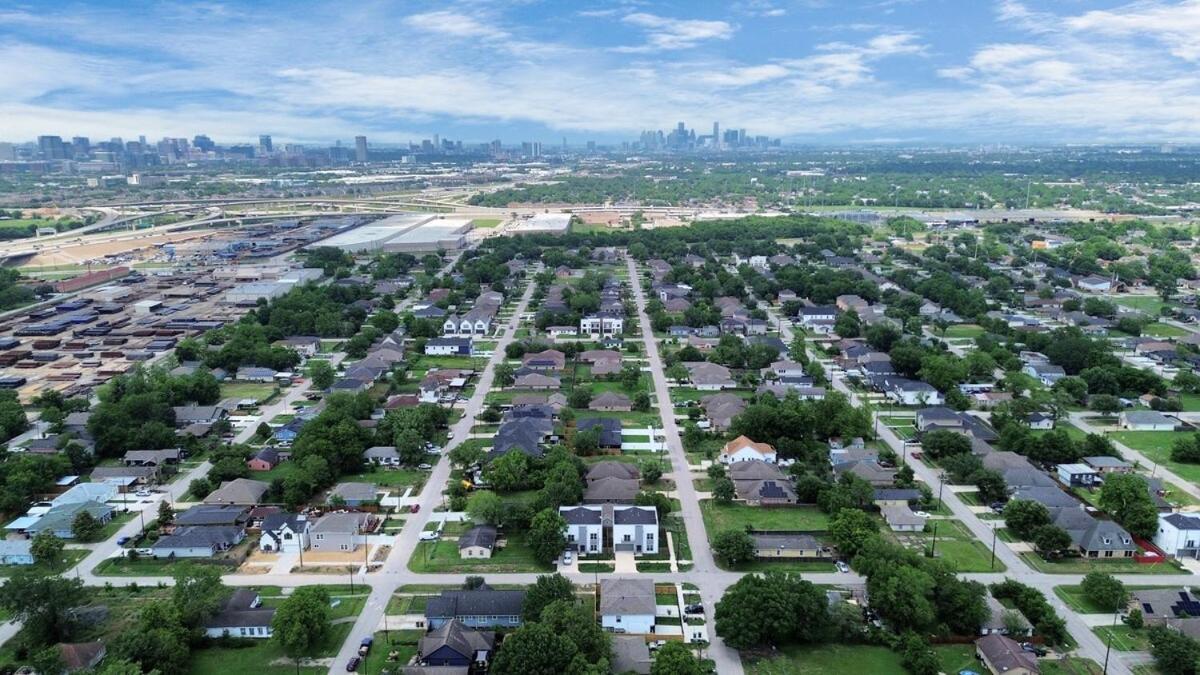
[[346, 656, 361, 672], [684, 604, 704, 614], [1020, 642, 1047, 657]]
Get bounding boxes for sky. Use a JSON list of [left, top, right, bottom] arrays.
[[3, 0, 1200, 145]]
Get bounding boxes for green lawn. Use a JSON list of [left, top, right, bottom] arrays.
[[0, 549, 88, 577], [1115, 296, 1168, 315], [1053, 584, 1159, 614], [1109, 430, 1200, 483], [745, 643, 975, 675], [189, 624, 351, 675], [1022, 553, 1187, 575], [899, 520, 1007, 573], [700, 500, 830, 535], [1094, 624, 1152, 651], [471, 218, 502, 228], [361, 630, 421, 674], [1039, 657, 1104, 675], [94, 556, 233, 577], [941, 324, 985, 339], [1142, 322, 1187, 338], [407, 532, 553, 573], [340, 467, 428, 490], [219, 382, 279, 403]]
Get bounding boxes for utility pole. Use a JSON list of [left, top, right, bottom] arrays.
[[990, 523, 997, 570]]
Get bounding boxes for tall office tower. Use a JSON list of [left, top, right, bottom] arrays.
[[138, 135, 147, 146], [37, 135, 66, 159], [712, 122, 720, 148], [738, 129, 746, 145], [0, 143, 15, 161], [433, 134, 440, 149], [355, 135, 368, 162], [71, 136, 91, 156], [192, 135, 214, 152], [258, 135, 273, 152]]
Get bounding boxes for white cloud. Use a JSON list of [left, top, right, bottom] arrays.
[[403, 10, 509, 40], [613, 12, 735, 52], [1066, 0, 1200, 62], [695, 64, 791, 87]]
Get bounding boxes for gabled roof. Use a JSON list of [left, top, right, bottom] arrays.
[[599, 578, 655, 616], [418, 620, 495, 662], [587, 461, 640, 481], [425, 589, 526, 620], [721, 435, 775, 459], [458, 525, 498, 551], [204, 478, 269, 505]]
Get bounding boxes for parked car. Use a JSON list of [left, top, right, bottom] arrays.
[[345, 656, 361, 672], [358, 637, 373, 656], [419, 531, 439, 541], [684, 604, 704, 614], [135, 490, 151, 498], [835, 561, 850, 573], [116, 536, 130, 546], [418, 463, 433, 470], [562, 550, 573, 565], [1020, 642, 1047, 657], [410, 504, 420, 513]]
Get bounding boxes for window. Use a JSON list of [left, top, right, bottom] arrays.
[[623, 534, 631, 542]]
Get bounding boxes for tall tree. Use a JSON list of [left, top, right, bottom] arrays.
[[271, 586, 332, 666]]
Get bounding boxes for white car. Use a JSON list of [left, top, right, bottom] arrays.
[[914, 511, 931, 519], [419, 531, 439, 541], [134, 490, 151, 498], [562, 550, 573, 565], [418, 463, 433, 470]]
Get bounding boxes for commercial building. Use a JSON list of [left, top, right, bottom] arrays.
[[510, 213, 571, 235], [314, 214, 471, 253]]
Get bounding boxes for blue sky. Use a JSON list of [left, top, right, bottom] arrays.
[[3, 0, 1200, 145]]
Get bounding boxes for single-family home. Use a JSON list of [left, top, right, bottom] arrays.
[[425, 337, 473, 356], [1056, 463, 1099, 488], [203, 589, 275, 639], [1023, 363, 1066, 387], [152, 525, 246, 558], [0, 540, 34, 566], [1156, 513, 1200, 559], [610, 635, 652, 675], [719, 435, 777, 464], [328, 482, 379, 507], [424, 588, 526, 630], [881, 504, 926, 532], [1027, 412, 1054, 430], [364, 445, 401, 466], [975, 634, 1040, 675], [310, 511, 373, 552], [981, 595, 1032, 637], [1119, 410, 1176, 431], [417, 619, 495, 669], [458, 525, 498, 559], [174, 504, 250, 528], [26, 501, 113, 539], [1083, 456, 1133, 474], [561, 506, 603, 554], [686, 362, 735, 390], [247, 448, 282, 472], [1129, 588, 1200, 624], [600, 579, 656, 635], [259, 512, 309, 553], [584, 477, 640, 504], [613, 506, 658, 554], [589, 391, 633, 412], [700, 393, 746, 432], [204, 478, 269, 506], [751, 533, 830, 560]]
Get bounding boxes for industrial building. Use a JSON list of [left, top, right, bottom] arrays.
[[510, 213, 571, 235], [313, 214, 472, 253]]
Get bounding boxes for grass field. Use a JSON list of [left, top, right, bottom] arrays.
[[1053, 584, 1156, 614], [1039, 657, 1104, 675], [0, 548, 88, 577], [407, 532, 553, 573], [1115, 296, 1168, 315], [745, 643, 975, 675], [941, 324, 985, 339], [1022, 553, 1186, 575], [471, 218, 502, 228], [219, 382, 278, 403], [1093, 624, 1151, 651], [700, 500, 830, 535], [1142, 322, 1187, 338], [1109, 430, 1200, 484], [898, 519, 1006, 573]]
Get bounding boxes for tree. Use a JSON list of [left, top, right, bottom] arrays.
[[1149, 624, 1200, 675], [538, 599, 610, 665], [188, 477, 213, 500], [920, 430, 971, 459], [568, 388, 592, 409], [712, 476, 735, 503], [491, 622, 574, 675], [1003, 500, 1051, 540], [172, 565, 226, 629], [523, 573, 575, 622], [633, 391, 651, 412], [714, 572, 829, 649], [157, 500, 175, 526], [1099, 473, 1160, 539], [829, 508, 879, 557], [1090, 394, 1123, 417], [31, 646, 64, 675], [1081, 572, 1127, 613], [467, 491, 505, 526], [71, 510, 102, 542], [1126, 607, 1145, 630], [494, 363, 515, 388], [0, 571, 86, 646], [651, 642, 704, 675], [308, 360, 335, 390], [899, 633, 940, 675], [272, 586, 332, 666], [30, 531, 64, 567], [109, 600, 191, 675], [528, 509, 567, 565], [973, 469, 1009, 504], [712, 530, 755, 567], [1032, 525, 1072, 555], [640, 460, 664, 484]]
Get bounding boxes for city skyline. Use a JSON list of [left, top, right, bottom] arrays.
[[3, 1, 1200, 144]]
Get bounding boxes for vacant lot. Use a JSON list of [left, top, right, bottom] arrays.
[[1109, 430, 1200, 484], [745, 643, 975, 675], [701, 500, 830, 536]]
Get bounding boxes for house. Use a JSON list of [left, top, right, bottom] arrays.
[[310, 511, 373, 552], [522, 349, 566, 371], [203, 589, 275, 639], [881, 504, 926, 532], [873, 488, 922, 508], [172, 405, 227, 428], [584, 477, 640, 504], [547, 325, 578, 339], [600, 578, 656, 634], [1083, 456, 1133, 474], [204, 478, 269, 506], [247, 448, 282, 472], [458, 525, 498, 559], [1130, 587, 1200, 623], [328, 482, 379, 507], [1027, 412, 1054, 430], [364, 445, 401, 466], [881, 378, 944, 406], [26, 501, 113, 539], [122, 448, 182, 468], [561, 506, 603, 554], [719, 435, 777, 464], [588, 461, 640, 482], [152, 525, 246, 558], [278, 336, 321, 358], [975, 634, 1040, 675], [834, 459, 897, 487], [1022, 363, 1066, 387], [1156, 513, 1200, 558], [610, 635, 652, 675], [0, 540, 34, 565], [236, 367, 277, 382], [981, 595, 1032, 636], [174, 504, 250, 528], [56, 642, 107, 672], [1011, 487, 1080, 510], [90, 465, 157, 488], [798, 306, 838, 333], [259, 512, 309, 553], [687, 362, 735, 390], [513, 373, 560, 390], [425, 337, 473, 356], [417, 619, 495, 669], [491, 418, 553, 459], [1056, 462, 1099, 488], [915, 406, 963, 432], [700, 393, 746, 431], [751, 533, 830, 559], [52, 482, 117, 507], [425, 588, 526, 630], [577, 417, 624, 449], [589, 391, 633, 412], [613, 506, 658, 554], [580, 313, 624, 338], [1119, 410, 1176, 431], [1052, 508, 1136, 558], [1076, 275, 1113, 294]]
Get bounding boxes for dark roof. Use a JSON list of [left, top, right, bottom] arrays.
[[873, 488, 922, 502], [560, 506, 603, 525], [577, 417, 623, 446], [613, 506, 658, 525], [204, 589, 275, 629], [458, 525, 498, 551], [976, 634, 1039, 673], [425, 589, 526, 621], [418, 620, 495, 662], [586, 461, 640, 481], [174, 504, 249, 527], [751, 533, 823, 551]]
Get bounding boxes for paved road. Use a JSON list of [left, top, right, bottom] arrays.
[[626, 256, 744, 675], [760, 302, 1137, 675]]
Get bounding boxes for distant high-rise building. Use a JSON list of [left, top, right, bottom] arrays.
[[0, 143, 15, 161], [258, 135, 273, 152], [38, 135, 66, 160], [355, 135, 368, 162], [712, 122, 720, 149], [586, 141, 596, 153], [193, 134, 215, 152], [71, 136, 91, 156], [138, 135, 147, 147]]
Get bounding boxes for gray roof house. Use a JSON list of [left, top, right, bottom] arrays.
[[204, 478, 269, 506], [310, 511, 372, 552], [328, 482, 379, 507], [152, 525, 245, 559], [425, 588, 527, 630], [203, 589, 275, 639]]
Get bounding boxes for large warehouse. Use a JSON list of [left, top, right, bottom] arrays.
[[510, 213, 572, 235], [311, 214, 473, 253]]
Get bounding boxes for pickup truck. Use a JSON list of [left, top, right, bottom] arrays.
[[358, 637, 373, 656]]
